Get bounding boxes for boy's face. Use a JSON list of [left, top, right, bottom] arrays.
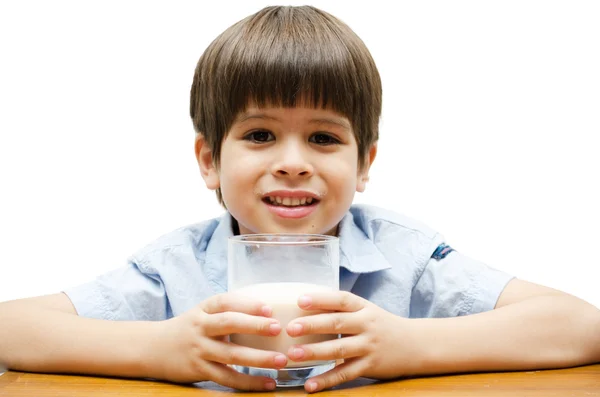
[[196, 106, 376, 235]]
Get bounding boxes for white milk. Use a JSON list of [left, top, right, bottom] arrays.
[[230, 282, 337, 368]]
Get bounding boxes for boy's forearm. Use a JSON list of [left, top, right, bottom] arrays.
[[0, 301, 159, 378], [405, 295, 600, 376]]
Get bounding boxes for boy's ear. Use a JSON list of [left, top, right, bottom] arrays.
[[194, 134, 220, 190], [356, 143, 377, 193]]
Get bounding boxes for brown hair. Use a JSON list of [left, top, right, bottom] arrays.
[[190, 6, 382, 204]]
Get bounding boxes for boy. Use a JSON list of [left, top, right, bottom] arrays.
[[1, 5, 599, 394]]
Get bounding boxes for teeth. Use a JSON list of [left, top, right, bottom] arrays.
[[266, 196, 316, 207]]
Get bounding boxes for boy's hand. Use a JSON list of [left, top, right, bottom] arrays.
[[285, 291, 415, 393], [152, 293, 287, 391]]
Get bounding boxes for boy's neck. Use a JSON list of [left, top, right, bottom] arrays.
[[231, 217, 241, 236]]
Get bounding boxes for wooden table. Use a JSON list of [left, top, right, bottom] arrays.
[[1, 365, 599, 396]]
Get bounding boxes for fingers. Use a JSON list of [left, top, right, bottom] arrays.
[[203, 338, 288, 369], [203, 311, 281, 337], [287, 336, 366, 363], [286, 312, 363, 336], [202, 293, 272, 317], [204, 361, 277, 391], [304, 358, 366, 393], [298, 291, 365, 312]]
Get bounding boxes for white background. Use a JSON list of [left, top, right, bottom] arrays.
[[1, 1, 598, 307]]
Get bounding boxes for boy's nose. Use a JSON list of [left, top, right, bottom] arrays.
[[273, 166, 313, 178], [271, 147, 314, 178]]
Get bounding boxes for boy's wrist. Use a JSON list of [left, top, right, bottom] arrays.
[[401, 316, 493, 377], [399, 318, 434, 377], [374, 315, 433, 379], [131, 320, 166, 380]]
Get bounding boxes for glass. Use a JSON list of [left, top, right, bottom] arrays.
[[228, 234, 339, 387]]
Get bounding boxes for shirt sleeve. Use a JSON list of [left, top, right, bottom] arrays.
[[409, 249, 514, 318], [63, 259, 169, 321]]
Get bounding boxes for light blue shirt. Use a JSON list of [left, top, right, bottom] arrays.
[[65, 204, 513, 320]]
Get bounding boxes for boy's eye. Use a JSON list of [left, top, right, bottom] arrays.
[[309, 133, 340, 145], [244, 130, 274, 143]]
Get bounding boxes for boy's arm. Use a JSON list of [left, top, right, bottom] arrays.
[[0, 292, 286, 391], [284, 279, 600, 393], [0, 293, 158, 378], [408, 279, 600, 375]]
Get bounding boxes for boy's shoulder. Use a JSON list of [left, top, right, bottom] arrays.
[[130, 215, 225, 265], [341, 204, 445, 272]]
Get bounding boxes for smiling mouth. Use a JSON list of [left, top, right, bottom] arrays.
[[262, 196, 319, 207]]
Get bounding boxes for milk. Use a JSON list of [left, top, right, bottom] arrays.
[[230, 282, 337, 368]]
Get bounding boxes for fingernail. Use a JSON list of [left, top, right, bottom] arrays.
[[265, 380, 276, 390], [298, 295, 312, 308], [274, 354, 287, 367], [291, 323, 303, 334], [269, 323, 281, 335], [292, 347, 304, 359], [261, 305, 272, 317], [306, 381, 317, 392]]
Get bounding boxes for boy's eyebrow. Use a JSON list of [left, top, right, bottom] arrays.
[[235, 113, 279, 123], [236, 112, 351, 130], [310, 117, 351, 130]]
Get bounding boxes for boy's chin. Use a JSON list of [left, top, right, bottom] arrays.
[[233, 214, 340, 236], [260, 224, 339, 236], [240, 222, 338, 236]]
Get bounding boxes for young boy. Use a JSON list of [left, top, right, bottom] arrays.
[[1, 5, 599, 393]]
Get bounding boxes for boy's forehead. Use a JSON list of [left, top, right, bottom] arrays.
[[234, 105, 351, 130]]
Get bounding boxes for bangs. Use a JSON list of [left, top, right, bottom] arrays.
[[220, 8, 360, 115]]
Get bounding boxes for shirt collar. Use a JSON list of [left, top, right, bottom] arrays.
[[204, 210, 391, 277], [205, 212, 234, 264], [337, 209, 392, 273]]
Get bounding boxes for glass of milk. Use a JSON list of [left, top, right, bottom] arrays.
[[228, 234, 339, 387]]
